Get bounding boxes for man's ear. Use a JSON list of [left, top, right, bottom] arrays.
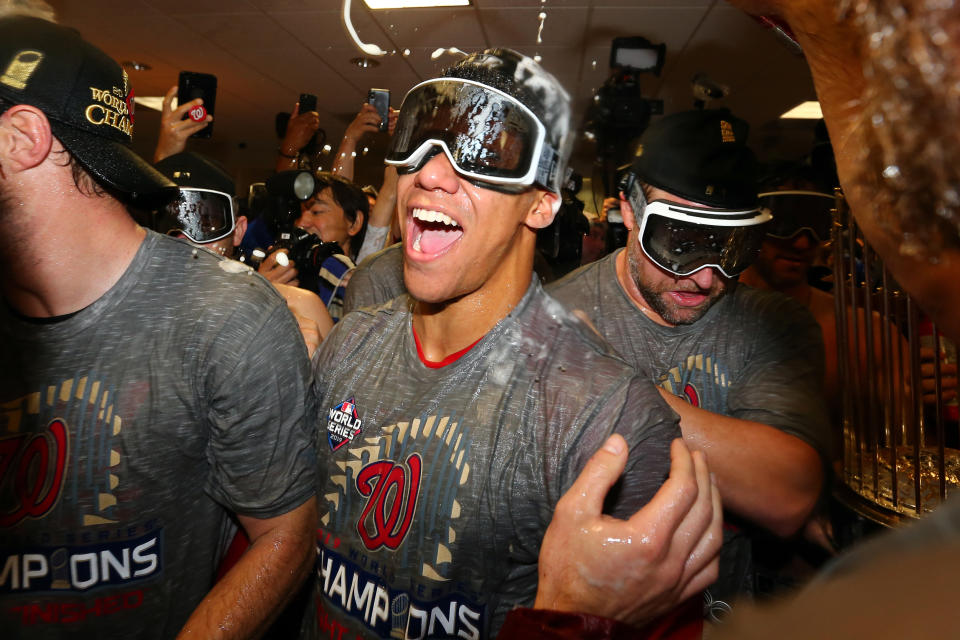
[[0, 105, 53, 173], [619, 191, 637, 230], [524, 189, 561, 230], [233, 215, 248, 247], [347, 210, 365, 237]]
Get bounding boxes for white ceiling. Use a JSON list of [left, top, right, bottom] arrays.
[[46, 0, 819, 193]]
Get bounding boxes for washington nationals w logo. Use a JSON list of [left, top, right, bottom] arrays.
[[355, 453, 422, 551], [0, 419, 69, 527]]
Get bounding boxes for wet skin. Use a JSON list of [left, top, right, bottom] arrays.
[[618, 186, 731, 327]]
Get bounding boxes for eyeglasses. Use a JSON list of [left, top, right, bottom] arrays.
[[759, 190, 834, 242], [386, 78, 560, 192], [638, 200, 771, 278], [159, 188, 235, 244]]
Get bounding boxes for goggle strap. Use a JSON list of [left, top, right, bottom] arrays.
[[625, 174, 646, 220], [535, 144, 559, 192]]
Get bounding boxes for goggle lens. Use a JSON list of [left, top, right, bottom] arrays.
[[387, 79, 543, 185], [638, 202, 769, 277], [160, 188, 235, 244], [759, 191, 833, 242]]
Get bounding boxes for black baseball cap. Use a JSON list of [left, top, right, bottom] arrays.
[[630, 108, 758, 209], [155, 152, 235, 196], [0, 16, 174, 196], [153, 152, 236, 243]]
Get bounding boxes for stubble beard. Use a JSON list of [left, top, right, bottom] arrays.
[[627, 240, 728, 326]]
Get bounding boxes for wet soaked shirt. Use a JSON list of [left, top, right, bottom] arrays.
[[548, 250, 830, 608], [342, 243, 405, 316], [307, 278, 678, 639], [0, 231, 316, 639], [548, 251, 829, 458]]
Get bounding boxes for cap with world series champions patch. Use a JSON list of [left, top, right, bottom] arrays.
[[0, 15, 174, 196]]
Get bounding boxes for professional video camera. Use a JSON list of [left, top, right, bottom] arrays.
[[585, 37, 665, 165], [245, 170, 343, 294]]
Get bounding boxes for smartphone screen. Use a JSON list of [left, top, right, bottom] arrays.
[[178, 71, 217, 139], [367, 88, 390, 132], [299, 93, 317, 113]]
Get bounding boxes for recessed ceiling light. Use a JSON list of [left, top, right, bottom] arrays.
[[350, 57, 380, 69], [364, 0, 469, 7], [780, 101, 823, 119], [121, 60, 151, 71]]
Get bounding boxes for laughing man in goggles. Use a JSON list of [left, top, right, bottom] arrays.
[[549, 108, 832, 615], [307, 48, 719, 638]]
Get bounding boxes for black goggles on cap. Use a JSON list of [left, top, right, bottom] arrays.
[[385, 79, 559, 192], [638, 200, 772, 278], [159, 188, 235, 244], [759, 190, 834, 242]]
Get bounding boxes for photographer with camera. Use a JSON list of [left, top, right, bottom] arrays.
[[242, 170, 369, 323]]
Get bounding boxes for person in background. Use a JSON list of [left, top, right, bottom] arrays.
[[741, 184, 957, 424], [152, 151, 334, 354], [153, 83, 212, 163], [549, 108, 831, 618], [152, 82, 309, 292], [524, 1, 960, 636]]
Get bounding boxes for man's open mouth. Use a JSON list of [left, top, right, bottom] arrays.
[[409, 207, 463, 255]]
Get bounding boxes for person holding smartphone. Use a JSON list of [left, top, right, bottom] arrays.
[[153, 84, 213, 162], [329, 101, 398, 179]]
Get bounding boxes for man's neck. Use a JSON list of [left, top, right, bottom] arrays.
[[1, 193, 145, 318], [412, 247, 534, 362]]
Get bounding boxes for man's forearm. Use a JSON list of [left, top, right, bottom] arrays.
[[176, 499, 317, 639], [659, 390, 823, 537]]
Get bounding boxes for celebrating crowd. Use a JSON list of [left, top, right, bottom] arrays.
[[3, 1, 960, 639]]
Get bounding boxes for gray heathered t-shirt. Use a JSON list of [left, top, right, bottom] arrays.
[[307, 278, 679, 639], [343, 243, 405, 316], [0, 231, 316, 639], [548, 250, 831, 608], [548, 251, 830, 457]]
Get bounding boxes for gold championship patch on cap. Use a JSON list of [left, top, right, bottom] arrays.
[[0, 16, 172, 196], [720, 120, 736, 143]]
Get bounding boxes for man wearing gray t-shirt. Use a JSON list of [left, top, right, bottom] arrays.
[[549, 109, 831, 614], [0, 15, 316, 639], [306, 49, 689, 639]]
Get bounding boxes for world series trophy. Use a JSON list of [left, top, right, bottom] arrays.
[[390, 593, 410, 639]]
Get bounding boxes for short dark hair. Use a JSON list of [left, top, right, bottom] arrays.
[[313, 172, 369, 259]]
